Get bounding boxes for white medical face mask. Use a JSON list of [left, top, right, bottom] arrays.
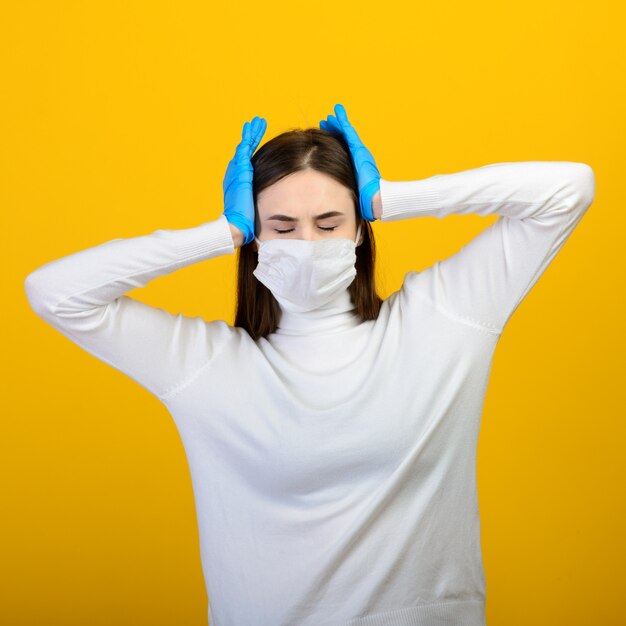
[[253, 223, 362, 313]]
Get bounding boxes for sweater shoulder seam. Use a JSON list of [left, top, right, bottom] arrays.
[[158, 356, 214, 403], [405, 281, 502, 336], [158, 321, 235, 403]]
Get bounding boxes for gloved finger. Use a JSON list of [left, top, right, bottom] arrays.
[[223, 119, 254, 192], [235, 122, 257, 164], [236, 116, 266, 161], [242, 120, 252, 142], [232, 122, 251, 161], [251, 117, 267, 150], [334, 103, 352, 126], [334, 103, 364, 148], [321, 115, 343, 135], [249, 116, 262, 142], [320, 119, 334, 134]]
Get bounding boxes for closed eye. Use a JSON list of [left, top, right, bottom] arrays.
[[274, 226, 338, 234]]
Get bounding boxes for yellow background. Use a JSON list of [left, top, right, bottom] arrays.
[[3, 1, 624, 624]]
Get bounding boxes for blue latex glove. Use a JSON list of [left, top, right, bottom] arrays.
[[223, 116, 267, 245], [320, 103, 380, 222]]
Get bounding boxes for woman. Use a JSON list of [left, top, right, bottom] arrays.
[[24, 104, 596, 626]]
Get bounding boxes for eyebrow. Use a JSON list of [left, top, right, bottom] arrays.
[[266, 211, 345, 222]]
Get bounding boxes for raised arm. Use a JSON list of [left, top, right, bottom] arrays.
[[24, 215, 237, 401], [25, 114, 267, 402], [378, 161, 596, 334]]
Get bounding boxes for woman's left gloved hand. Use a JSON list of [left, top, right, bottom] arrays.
[[319, 103, 380, 222]]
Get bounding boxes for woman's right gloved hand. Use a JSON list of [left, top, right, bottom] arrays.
[[222, 116, 267, 246]]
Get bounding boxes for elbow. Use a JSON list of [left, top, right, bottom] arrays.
[[24, 270, 50, 318], [568, 162, 596, 212]]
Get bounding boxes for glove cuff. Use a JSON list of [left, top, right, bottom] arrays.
[[360, 178, 381, 222], [225, 215, 254, 246]]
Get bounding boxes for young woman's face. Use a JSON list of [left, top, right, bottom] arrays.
[[253, 169, 362, 250]]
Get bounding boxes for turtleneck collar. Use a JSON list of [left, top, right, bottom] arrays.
[[274, 287, 361, 336]]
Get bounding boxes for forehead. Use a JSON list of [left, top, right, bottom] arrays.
[[257, 170, 353, 214]]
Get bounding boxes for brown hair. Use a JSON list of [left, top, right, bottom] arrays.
[[234, 127, 383, 341]]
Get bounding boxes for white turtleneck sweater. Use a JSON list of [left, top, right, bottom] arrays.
[[24, 161, 595, 626]]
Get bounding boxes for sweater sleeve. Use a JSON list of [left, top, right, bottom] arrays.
[[379, 161, 596, 335], [24, 214, 237, 401]]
